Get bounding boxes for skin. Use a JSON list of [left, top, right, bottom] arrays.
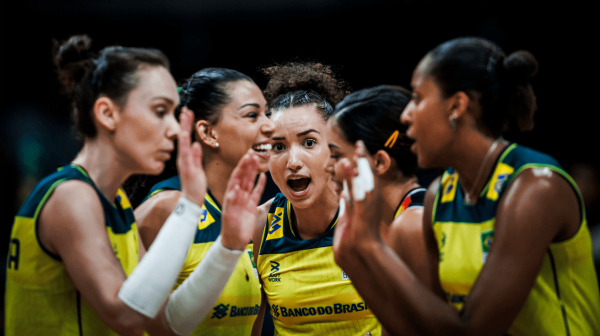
[[331, 58, 581, 335], [251, 105, 339, 332], [37, 66, 260, 336], [136, 80, 274, 248], [324, 117, 428, 283]]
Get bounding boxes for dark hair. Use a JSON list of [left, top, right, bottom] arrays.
[[54, 35, 170, 139], [422, 37, 538, 136], [178, 68, 255, 125], [262, 62, 350, 120], [333, 85, 417, 177], [126, 68, 255, 207]]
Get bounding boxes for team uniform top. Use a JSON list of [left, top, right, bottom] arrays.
[[6, 165, 140, 336], [432, 143, 600, 335], [145, 176, 261, 336], [257, 193, 381, 336], [393, 187, 426, 219]]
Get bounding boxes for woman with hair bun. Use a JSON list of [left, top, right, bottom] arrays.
[[5, 35, 264, 336], [333, 37, 600, 335], [252, 62, 381, 335], [324, 85, 428, 282], [134, 67, 274, 336]]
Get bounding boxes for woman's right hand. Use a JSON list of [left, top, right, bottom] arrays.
[[221, 150, 267, 250], [177, 107, 207, 207]]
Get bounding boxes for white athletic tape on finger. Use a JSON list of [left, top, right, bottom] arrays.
[[352, 158, 374, 201], [118, 197, 202, 318]]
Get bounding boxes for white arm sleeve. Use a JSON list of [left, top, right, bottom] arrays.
[[165, 235, 243, 336], [118, 197, 202, 318]]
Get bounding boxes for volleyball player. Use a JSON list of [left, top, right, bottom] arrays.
[[5, 35, 263, 336], [252, 62, 381, 335], [135, 68, 274, 335], [333, 37, 600, 335], [324, 85, 428, 282]]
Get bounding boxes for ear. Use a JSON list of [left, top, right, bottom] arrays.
[[447, 91, 471, 121], [373, 150, 392, 176], [195, 119, 219, 149], [93, 97, 119, 132]]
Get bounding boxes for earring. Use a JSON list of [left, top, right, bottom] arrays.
[[449, 114, 457, 130], [215, 142, 219, 148]]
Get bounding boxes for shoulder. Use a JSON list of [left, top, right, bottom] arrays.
[[135, 189, 181, 227], [144, 175, 182, 201]]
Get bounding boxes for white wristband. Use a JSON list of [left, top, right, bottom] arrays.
[[118, 196, 203, 318], [165, 235, 243, 336]]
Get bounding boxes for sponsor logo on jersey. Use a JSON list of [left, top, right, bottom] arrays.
[[266, 207, 284, 240], [210, 303, 260, 319], [211, 303, 230, 319], [273, 301, 370, 318], [441, 173, 458, 203], [480, 229, 494, 263], [486, 163, 514, 201], [198, 205, 216, 230], [269, 261, 281, 282], [342, 270, 350, 280]]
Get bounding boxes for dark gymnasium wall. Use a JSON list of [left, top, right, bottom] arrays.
[[1, 0, 598, 333]]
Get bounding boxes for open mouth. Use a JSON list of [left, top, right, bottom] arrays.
[[252, 143, 271, 155], [287, 177, 311, 195]]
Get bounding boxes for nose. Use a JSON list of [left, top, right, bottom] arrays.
[[166, 114, 181, 140], [286, 144, 303, 171], [261, 115, 275, 138], [400, 101, 414, 125]]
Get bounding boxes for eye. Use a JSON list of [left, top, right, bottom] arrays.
[[155, 109, 167, 118], [272, 143, 285, 152], [329, 155, 339, 161], [411, 92, 420, 103], [303, 139, 317, 148], [266, 111, 272, 118], [245, 112, 258, 119]]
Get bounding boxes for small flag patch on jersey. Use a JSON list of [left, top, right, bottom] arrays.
[[480, 229, 494, 263], [266, 207, 284, 240]]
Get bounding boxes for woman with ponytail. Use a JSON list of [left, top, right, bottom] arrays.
[[134, 67, 274, 336], [333, 37, 600, 336], [324, 85, 428, 283], [5, 36, 263, 336], [252, 62, 381, 335]]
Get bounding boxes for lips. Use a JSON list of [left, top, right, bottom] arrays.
[[252, 143, 271, 159], [286, 175, 311, 197]]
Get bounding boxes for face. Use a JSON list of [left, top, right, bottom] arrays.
[[113, 66, 181, 175], [400, 59, 454, 168], [269, 105, 333, 209], [211, 80, 274, 172], [324, 117, 357, 195]]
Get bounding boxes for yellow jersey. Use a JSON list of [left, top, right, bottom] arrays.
[[145, 176, 261, 335], [5, 165, 140, 336], [432, 143, 600, 335], [257, 193, 381, 335]]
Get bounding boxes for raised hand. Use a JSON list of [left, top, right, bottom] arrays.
[[177, 107, 207, 207], [333, 141, 383, 264], [221, 149, 267, 250]]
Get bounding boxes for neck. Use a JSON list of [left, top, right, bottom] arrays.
[[71, 138, 132, 204], [380, 176, 420, 225], [291, 186, 339, 240], [450, 132, 505, 202], [202, 149, 236, 206]]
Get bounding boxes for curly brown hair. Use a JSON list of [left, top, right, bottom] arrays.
[[262, 62, 350, 119]]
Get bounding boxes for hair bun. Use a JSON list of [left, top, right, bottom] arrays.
[[263, 62, 349, 105], [54, 35, 95, 93], [503, 50, 538, 84]]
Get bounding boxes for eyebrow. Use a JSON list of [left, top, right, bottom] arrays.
[[272, 129, 320, 141], [328, 143, 341, 150], [238, 103, 261, 110], [152, 96, 176, 106]]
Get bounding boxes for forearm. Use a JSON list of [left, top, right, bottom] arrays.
[[164, 236, 243, 335], [339, 240, 466, 336]]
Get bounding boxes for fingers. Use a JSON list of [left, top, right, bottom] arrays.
[[250, 173, 267, 205], [191, 142, 202, 168]]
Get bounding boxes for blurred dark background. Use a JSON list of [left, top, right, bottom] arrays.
[[2, 0, 598, 334]]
